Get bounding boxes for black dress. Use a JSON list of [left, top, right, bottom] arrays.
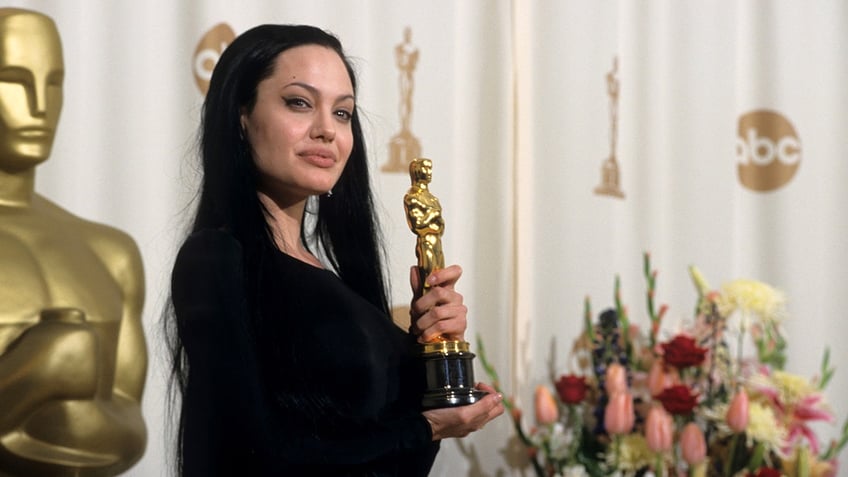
[[172, 229, 439, 476]]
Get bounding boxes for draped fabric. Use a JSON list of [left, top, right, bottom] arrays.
[[6, 1, 846, 475]]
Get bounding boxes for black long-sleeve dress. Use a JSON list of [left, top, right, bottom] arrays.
[[172, 229, 439, 476]]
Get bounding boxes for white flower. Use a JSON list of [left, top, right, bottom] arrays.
[[547, 424, 577, 460], [561, 465, 590, 477], [531, 421, 577, 462]]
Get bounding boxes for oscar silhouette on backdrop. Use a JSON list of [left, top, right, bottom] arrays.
[[383, 27, 421, 173], [594, 56, 625, 199], [0, 8, 147, 476]]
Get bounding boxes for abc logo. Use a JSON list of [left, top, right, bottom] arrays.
[[192, 23, 236, 95], [735, 109, 801, 192]]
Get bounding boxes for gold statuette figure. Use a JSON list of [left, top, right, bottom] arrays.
[[0, 9, 147, 476], [403, 158, 444, 294], [404, 158, 484, 409]]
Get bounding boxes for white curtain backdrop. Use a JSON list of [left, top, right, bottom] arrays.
[[3, 1, 847, 475]]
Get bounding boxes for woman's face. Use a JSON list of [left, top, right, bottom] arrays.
[[241, 44, 354, 204]]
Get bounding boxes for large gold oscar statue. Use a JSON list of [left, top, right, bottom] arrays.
[[404, 158, 484, 409], [0, 9, 147, 476]]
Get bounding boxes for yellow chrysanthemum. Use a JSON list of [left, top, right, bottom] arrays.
[[716, 279, 786, 326], [748, 370, 820, 408], [607, 434, 652, 472], [770, 370, 817, 405], [746, 401, 787, 454]]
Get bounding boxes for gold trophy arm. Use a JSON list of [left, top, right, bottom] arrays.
[[404, 198, 444, 287], [0, 223, 148, 475], [0, 311, 98, 432], [78, 225, 148, 469], [87, 226, 147, 402]]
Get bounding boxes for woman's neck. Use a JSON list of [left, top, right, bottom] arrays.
[[257, 191, 323, 268]]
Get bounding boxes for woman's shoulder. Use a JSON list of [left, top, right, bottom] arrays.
[[180, 228, 241, 254], [173, 229, 244, 282], [177, 228, 243, 261], [171, 229, 249, 320]]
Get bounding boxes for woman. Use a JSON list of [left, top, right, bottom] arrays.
[[166, 24, 503, 476]]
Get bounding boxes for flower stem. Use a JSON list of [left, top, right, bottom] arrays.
[[654, 453, 666, 477], [724, 434, 740, 477], [612, 435, 621, 471], [747, 441, 765, 472], [566, 404, 580, 466], [476, 336, 546, 476], [735, 328, 746, 388]]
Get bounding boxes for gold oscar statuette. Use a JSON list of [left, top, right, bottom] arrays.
[[404, 158, 485, 409], [0, 8, 147, 476]]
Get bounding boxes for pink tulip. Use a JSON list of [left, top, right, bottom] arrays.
[[647, 359, 679, 396], [645, 406, 674, 452], [604, 362, 628, 396], [726, 389, 750, 433], [604, 391, 635, 435], [680, 422, 707, 465], [534, 385, 559, 425]]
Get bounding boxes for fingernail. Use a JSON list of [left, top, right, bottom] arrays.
[[495, 393, 503, 402]]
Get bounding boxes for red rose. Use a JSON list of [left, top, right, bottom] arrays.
[[661, 335, 708, 369], [748, 468, 781, 477], [555, 374, 588, 404], [653, 384, 698, 415]]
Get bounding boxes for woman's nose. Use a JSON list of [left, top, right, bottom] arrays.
[[309, 111, 336, 141]]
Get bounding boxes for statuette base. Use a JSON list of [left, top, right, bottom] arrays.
[[420, 340, 487, 410]]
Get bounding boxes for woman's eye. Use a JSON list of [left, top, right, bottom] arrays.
[[335, 109, 352, 121], [284, 97, 310, 109]]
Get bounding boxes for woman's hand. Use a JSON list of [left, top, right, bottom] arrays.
[[409, 265, 467, 343], [422, 383, 504, 440]]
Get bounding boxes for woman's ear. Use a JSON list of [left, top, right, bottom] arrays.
[[239, 107, 249, 139]]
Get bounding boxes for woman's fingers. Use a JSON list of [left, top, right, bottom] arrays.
[[409, 266, 423, 300], [414, 303, 467, 342], [424, 264, 462, 289], [409, 265, 463, 297], [422, 386, 504, 440], [475, 382, 498, 394], [409, 264, 467, 341]]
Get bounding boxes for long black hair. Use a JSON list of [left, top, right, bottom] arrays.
[[165, 23, 390, 473], [194, 24, 387, 306]]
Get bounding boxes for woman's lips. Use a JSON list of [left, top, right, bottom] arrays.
[[299, 149, 335, 168]]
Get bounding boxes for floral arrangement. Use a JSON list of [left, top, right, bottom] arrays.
[[478, 253, 848, 477]]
